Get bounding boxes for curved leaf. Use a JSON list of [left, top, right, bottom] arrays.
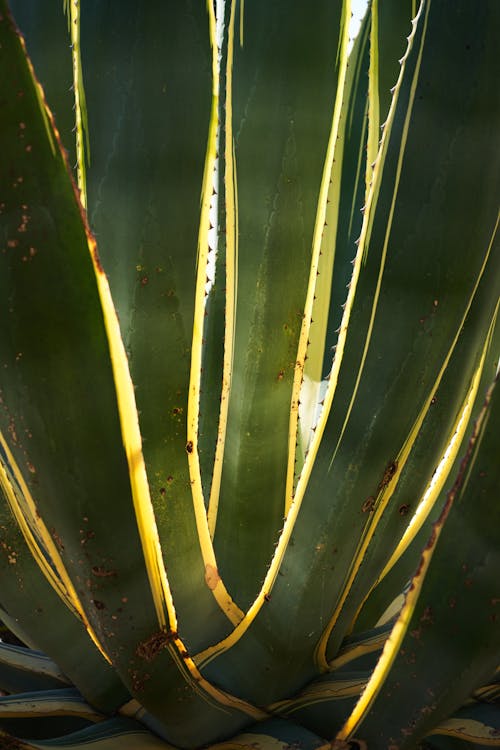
[[428, 702, 500, 748], [338, 374, 500, 747], [0, 642, 69, 694], [0, 4, 266, 744], [0, 717, 174, 749], [195, 0, 500, 709]]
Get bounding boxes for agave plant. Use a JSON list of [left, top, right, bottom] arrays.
[[0, 0, 499, 747]]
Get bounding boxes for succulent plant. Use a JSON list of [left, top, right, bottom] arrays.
[[0, 1, 498, 748]]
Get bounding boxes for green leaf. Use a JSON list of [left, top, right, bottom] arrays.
[[0, 688, 102, 721], [0, 717, 174, 749], [77, 0, 241, 650], [1, 719, 326, 750], [210, 0, 344, 609], [8, 0, 76, 169], [0, 460, 129, 712], [0, 0, 163, 695], [329, 623, 392, 673], [208, 718, 328, 750], [0, 5, 265, 743], [0, 642, 69, 694], [268, 673, 367, 740], [352, 308, 500, 635], [339, 374, 500, 747], [427, 702, 500, 748], [195, 0, 500, 709], [472, 670, 500, 704]]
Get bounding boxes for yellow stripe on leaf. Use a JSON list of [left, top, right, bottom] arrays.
[[431, 718, 500, 746], [187, 0, 243, 626], [207, 0, 239, 542], [64, 0, 90, 208], [285, 0, 353, 513], [0, 432, 110, 663], [336, 377, 496, 741], [365, 0, 380, 218], [88, 235, 175, 633], [327, 0, 429, 473], [378, 303, 499, 582]]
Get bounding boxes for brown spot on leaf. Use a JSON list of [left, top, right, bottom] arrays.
[[91, 566, 117, 578], [420, 606, 434, 624], [361, 496, 375, 513], [128, 668, 151, 693], [136, 629, 172, 662], [89, 239, 103, 273], [204, 564, 220, 591], [378, 460, 398, 491], [51, 528, 64, 551], [79, 528, 95, 545]]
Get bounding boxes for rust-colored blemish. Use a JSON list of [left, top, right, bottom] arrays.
[[420, 606, 433, 624], [51, 528, 64, 551], [204, 563, 220, 591], [361, 496, 375, 513], [91, 566, 117, 578], [79, 529, 95, 545], [91, 243, 104, 274], [378, 460, 398, 491], [186, 441, 193, 454], [136, 629, 174, 662], [128, 668, 151, 693]]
